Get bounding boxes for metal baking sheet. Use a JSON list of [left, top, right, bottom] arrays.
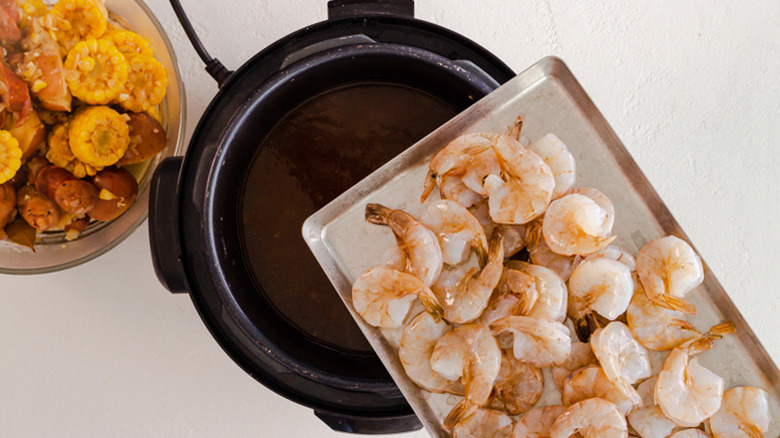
[[302, 56, 780, 436]]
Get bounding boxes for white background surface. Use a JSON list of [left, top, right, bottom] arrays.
[[2, 0, 779, 436]]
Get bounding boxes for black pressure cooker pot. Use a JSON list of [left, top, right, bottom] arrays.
[[149, 0, 514, 433]]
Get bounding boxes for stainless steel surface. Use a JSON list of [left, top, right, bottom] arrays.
[[303, 56, 780, 436]]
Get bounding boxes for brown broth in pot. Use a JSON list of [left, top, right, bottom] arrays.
[[240, 82, 457, 353]]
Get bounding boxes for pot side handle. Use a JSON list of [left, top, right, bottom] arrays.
[[327, 0, 414, 19], [314, 410, 422, 435], [149, 156, 188, 294]]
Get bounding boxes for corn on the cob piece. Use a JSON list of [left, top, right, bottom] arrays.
[[116, 54, 167, 113], [46, 122, 98, 178], [68, 106, 129, 167], [47, 0, 108, 56], [101, 29, 153, 57], [64, 37, 128, 105], [0, 130, 22, 184]]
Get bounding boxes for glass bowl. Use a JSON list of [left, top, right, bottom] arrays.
[[0, 0, 186, 274]]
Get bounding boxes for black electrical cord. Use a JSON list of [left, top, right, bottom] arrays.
[[168, 0, 232, 87]]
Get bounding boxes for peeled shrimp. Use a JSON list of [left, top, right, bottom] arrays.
[[422, 132, 501, 202], [655, 335, 726, 427], [590, 322, 652, 407], [505, 260, 568, 323], [626, 376, 677, 438], [482, 134, 555, 224], [365, 203, 443, 286], [636, 235, 703, 315], [542, 189, 615, 256], [489, 316, 571, 368], [513, 405, 566, 438], [670, 431, 711, 438], [626, 283, 700, 351], [529, 238, 582, 282], [441, 175, 484, 208], [430, 323, 502, 429], [453, 408, 514, 438], [489, 349, 544, 415], [549, 397, 628, 438], [398, 312, 463, 394], [470, 200, 526, 258], [352, 267, 443, 328], [709, 386, 770, 438], [568, 258, 635, 340], [552, 340, 597, 390], [432, 231, 504, 323], [586, 245, 636, 271], [420, 199, 488, 266], [561, 366, 635, 416], [526, 133, 576, 199]]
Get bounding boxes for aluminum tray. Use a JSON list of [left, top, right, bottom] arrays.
[[302, 57, 780, 436]]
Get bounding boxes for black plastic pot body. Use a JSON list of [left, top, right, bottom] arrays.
[[150, 3, 514, 434]]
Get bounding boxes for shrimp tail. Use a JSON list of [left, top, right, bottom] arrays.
[[670, 318, 698, 332], [574, 312, 602, 342], [708, 321, 736, 336], [652, 293, 697, 315], [740, 422, 764, 438], [442, 399, 478, 430], [473, 239, 488, 268], [511, 288, 538, 316], [365, 203, 393, 225], [504, 114, 525, 140], [421, 171, 437, 203], [488, 228, 504, 261], [417, 285, 444, 322], [688, 334, 721, 355]]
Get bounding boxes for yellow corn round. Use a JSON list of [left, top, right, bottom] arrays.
[[46, 122, 98, 178], [0, 130, 22, 184], [64, 38, 128, 105], [17, 0, 48, 30], [101, 30, 153, 57], [116, 54, 167, 113], [48, 0, 108, 56], [68, 106, 129, 167]]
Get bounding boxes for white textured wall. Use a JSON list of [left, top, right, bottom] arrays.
[[1, 1, 778, 436]]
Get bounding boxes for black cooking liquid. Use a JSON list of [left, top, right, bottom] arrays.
[[241, 83, 457, 354]]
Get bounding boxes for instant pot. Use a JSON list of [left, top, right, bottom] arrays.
[[150, 0, 514, 433]]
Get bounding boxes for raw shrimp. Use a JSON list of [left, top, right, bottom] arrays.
[[422, 132, 500, 202], [470, 201, 526, 258], [462, 147, 502, 196], [626, 283, 700, 351], [489, 316, 571, 368], [670, 431, 710, 438], [709, 386, 770, 438], [542, 189, 616, 256], [430, 323, 502, 429], [636, 235, 703, 315], [365, 203, 443, 286], [561, 366, 635, 416], [552, 340, 597, 390], [590, 322, 651, 407], [586, 245, 636, 271], [530, 238, 582, 282], [398, 312, 463, 394], [482, 134, 555, 224], [489, 349, 544, 415], [655, 333, 730, 427], [492, 267, 538, 317], [626, 376, 677, 438], [549, 397, 628, 438], [568, 258, 635, 340], [420, 199, 488, 266], [351, 267, 443, 328], [432, 231, 504, 323], [513, 405, 567, 438], [441, 175, 484, 208], [453, 408, 514, 438], [505, 260, 568, 323], [526, 133, 576, 199]]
